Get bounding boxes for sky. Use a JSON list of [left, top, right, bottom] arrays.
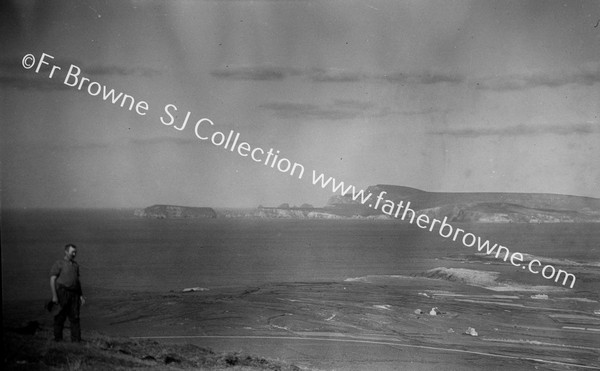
[[1, 0, 599, 209]]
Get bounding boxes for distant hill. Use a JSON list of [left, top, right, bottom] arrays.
[[136, 187, 600, 222], [134, 205, 217, 219], [325, 185, 600, 222]]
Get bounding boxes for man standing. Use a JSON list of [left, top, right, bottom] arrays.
[[50, 244, 86, 342]]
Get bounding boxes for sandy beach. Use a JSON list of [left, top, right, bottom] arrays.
[[5, 273, 599, 370]]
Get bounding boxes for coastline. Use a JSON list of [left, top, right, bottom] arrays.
[[4, 277, 599, 370]]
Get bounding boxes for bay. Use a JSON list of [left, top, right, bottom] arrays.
[[2, 209, 599, 301]]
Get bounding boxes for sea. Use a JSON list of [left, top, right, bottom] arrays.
[[2, 208, 599, 302]]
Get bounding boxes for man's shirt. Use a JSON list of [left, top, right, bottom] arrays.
[[50, 258, 81, 293]]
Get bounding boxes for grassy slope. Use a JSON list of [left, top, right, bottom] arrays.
[[3, 328, 301, 371], [366, 185, 600, 211], [325, 185, 600, 220]]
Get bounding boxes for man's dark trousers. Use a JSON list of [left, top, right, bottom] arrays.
[[54, 286, 81, 342]]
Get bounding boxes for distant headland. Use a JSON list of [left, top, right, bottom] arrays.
[[134, 205, 217, 219], [324, 185, 600, 222], [136, 185, 600, 222]]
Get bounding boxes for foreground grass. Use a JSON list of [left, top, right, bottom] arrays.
[[3, 327, 302, 370]]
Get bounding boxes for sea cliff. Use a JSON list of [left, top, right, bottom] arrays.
[[325, 185, 600, 222], [135, 186, 600, 222], [134, 205, 217, 219]]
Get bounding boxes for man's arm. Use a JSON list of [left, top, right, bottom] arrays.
[[50, 275, 58, 303], [78, 281, 85, 305], [76, 265, 85, 305]]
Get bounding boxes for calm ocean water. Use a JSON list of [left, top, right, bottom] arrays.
[[2, 209, 599, 301]]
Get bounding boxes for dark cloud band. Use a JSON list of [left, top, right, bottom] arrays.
[[430, 123, 600, 137]]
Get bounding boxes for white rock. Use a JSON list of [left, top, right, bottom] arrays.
[[429, 307, 441, 316], [465, 327, 478, 336], [182, 287, 208, 293], [530, 294, 549, 300]]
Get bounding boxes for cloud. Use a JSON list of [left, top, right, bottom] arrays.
[[260, 100, 447, 121], [20, 137, 196, 150], [333, 99, 375, 111], [474, 70, 600, 91], [0, 56, 82, 73], [211, 66, 296, 81], [260, 102, 361, 120], [0, 57, 161, 91], [86, 66, 161, 77], [211, 65, 464, 85], [381, 72, 464, 85], [0, 56, 74, 90], [309, 69, 366, 83], [0, 74, 72, 91], [211, 64, 599, 90], [430, 123, 600, 137], [390, 108, 451, 117]]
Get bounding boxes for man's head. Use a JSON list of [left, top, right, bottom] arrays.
[[64, 244, 77, 261]]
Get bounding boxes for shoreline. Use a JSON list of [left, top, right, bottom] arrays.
[[4, 278, 599, 370]]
